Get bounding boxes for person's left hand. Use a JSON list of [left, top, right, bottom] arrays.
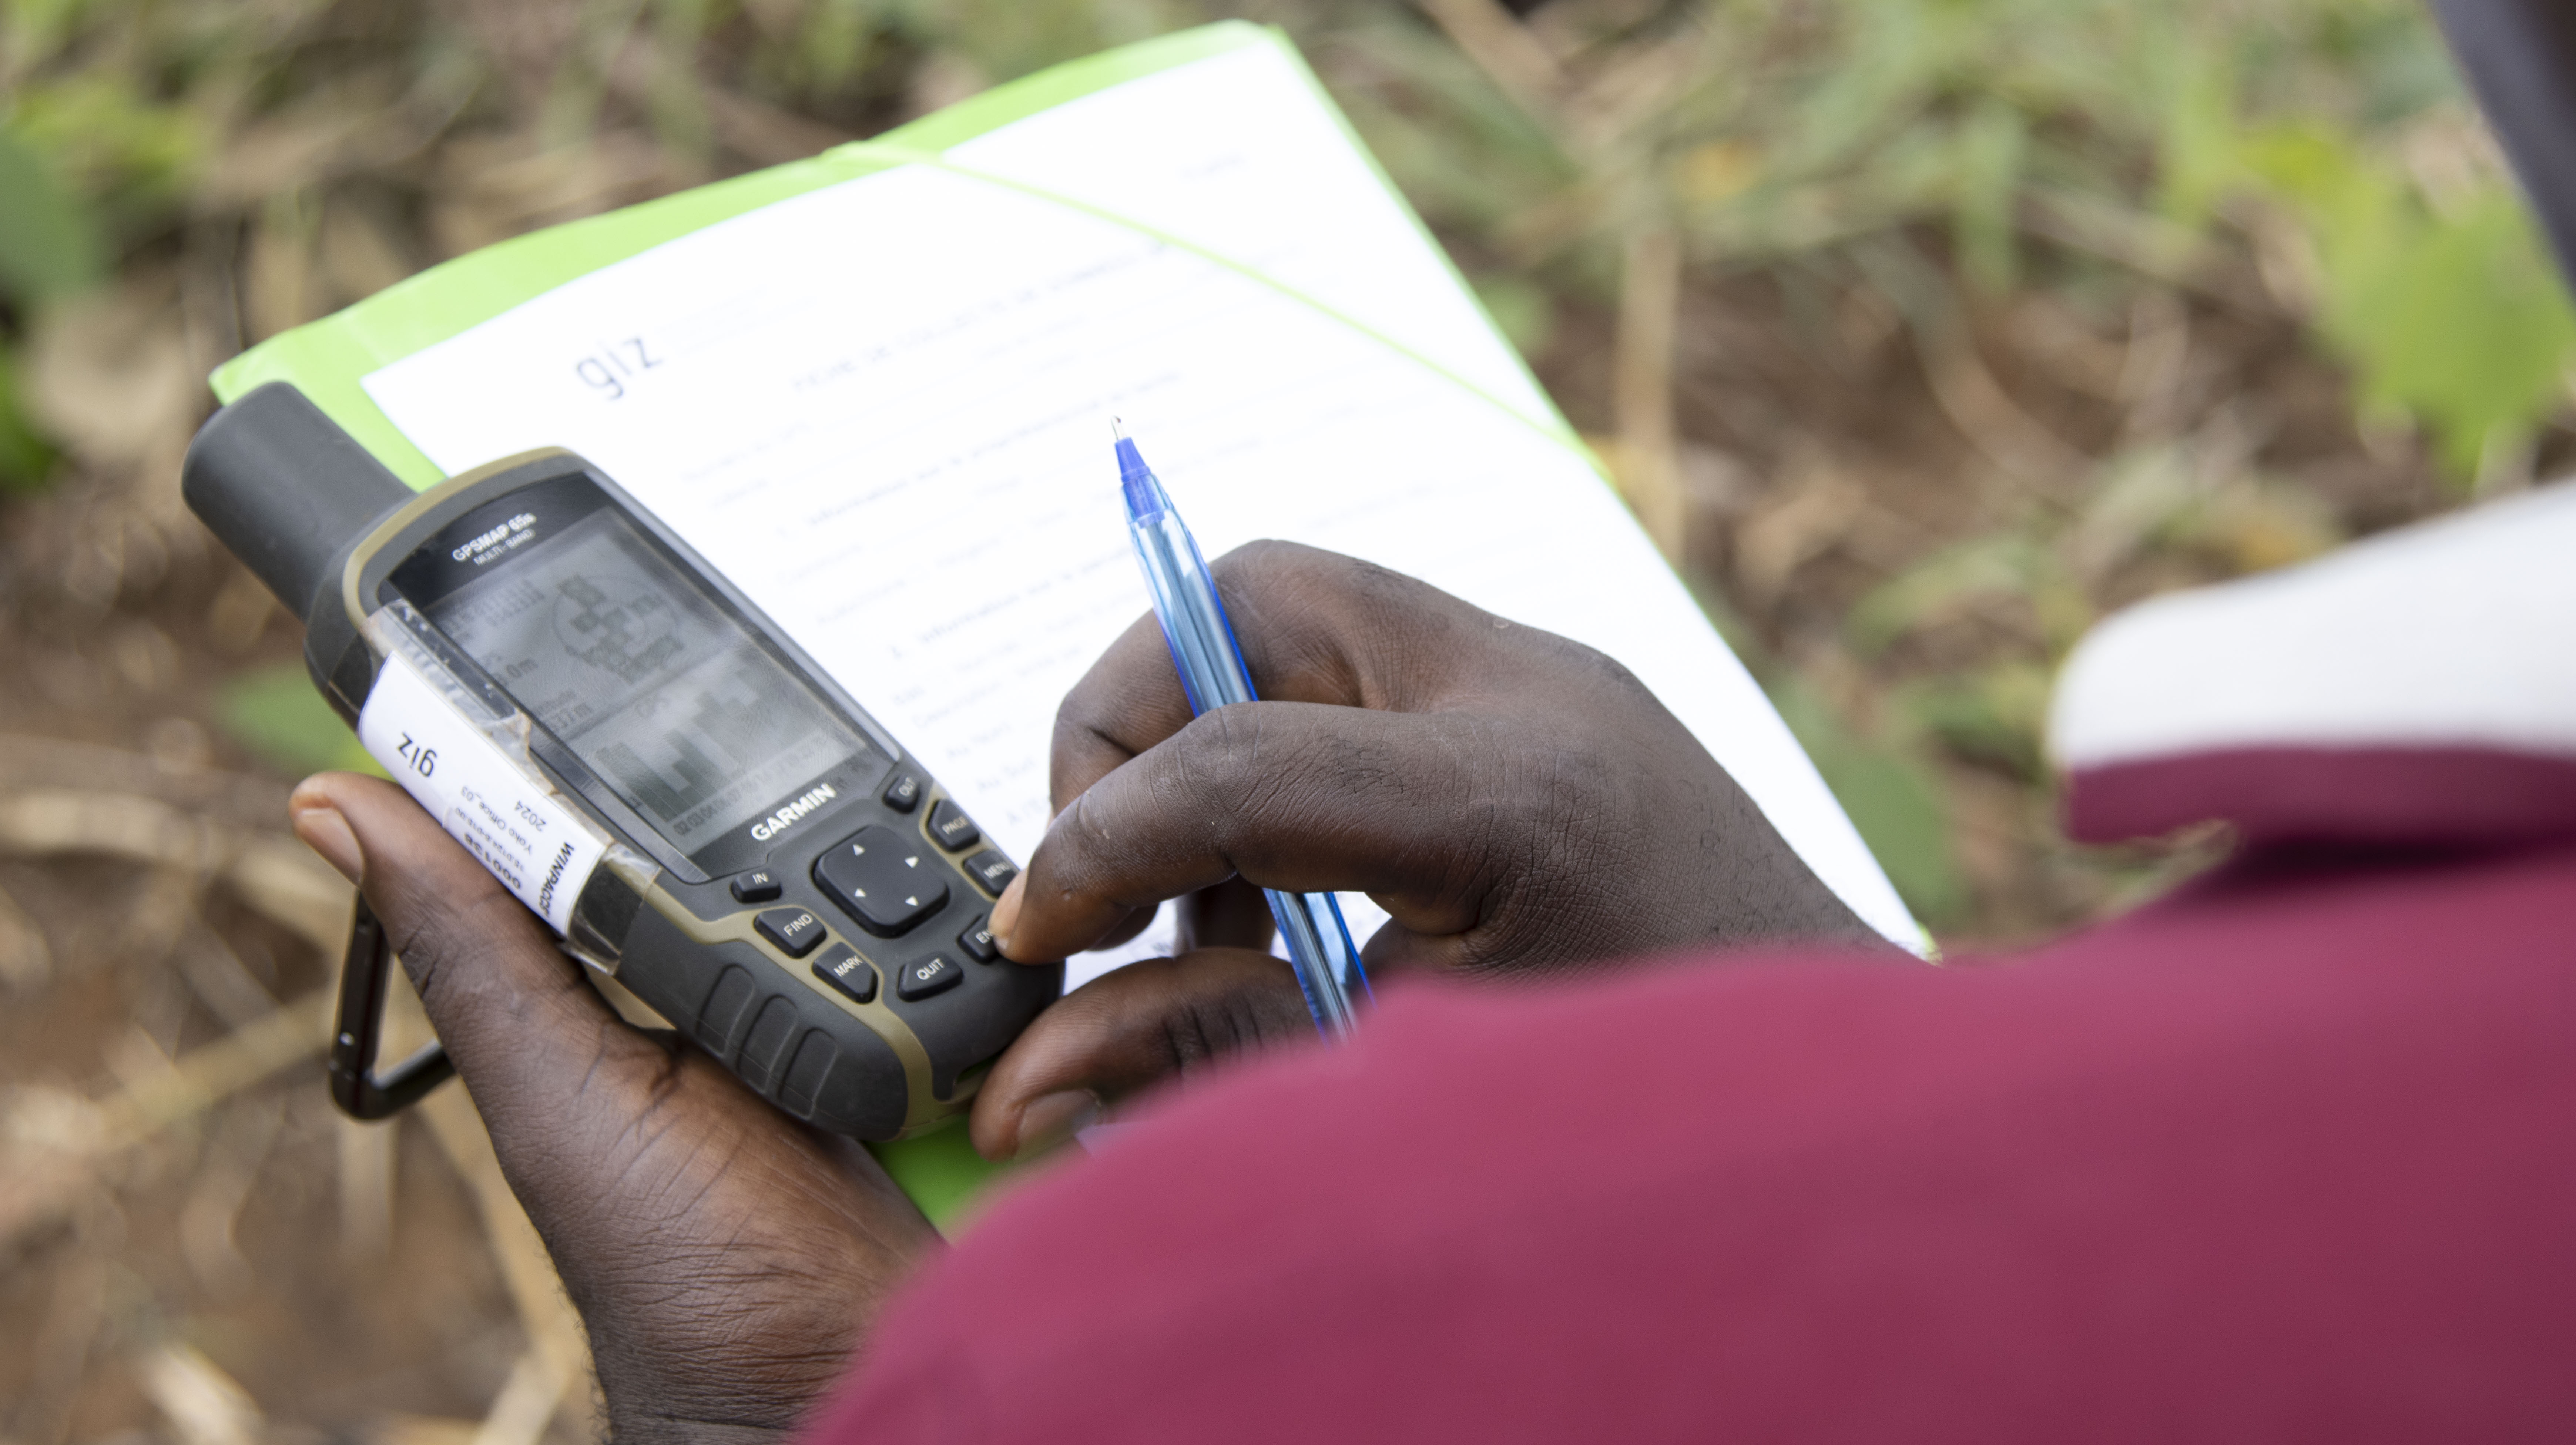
[[289, 772, 939, 1445]]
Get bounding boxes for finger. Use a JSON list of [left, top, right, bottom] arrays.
[[986, 881, 1268, 969], [1048, 608, 1196, 817], [289, 772, 646, 1117], [1076, 894, 1162, 955], [967, 947, 1312, 1159], [1047, 540, 1508, 815], [1174, 876, 1274, 954], [1003, 701, 1526, 963]]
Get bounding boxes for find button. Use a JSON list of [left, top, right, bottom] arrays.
[[755, 906, 827, 959]]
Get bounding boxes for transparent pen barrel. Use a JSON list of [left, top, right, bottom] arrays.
[[1129, 510, 1368, 1038], [1130, 513, 1256, 713], [1267, 889, 1363, 1039]]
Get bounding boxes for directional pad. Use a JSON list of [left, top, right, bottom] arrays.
[[814, 825, 951, 938]]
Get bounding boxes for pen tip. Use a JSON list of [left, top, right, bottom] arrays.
[[1110, 416, 1126, 440]]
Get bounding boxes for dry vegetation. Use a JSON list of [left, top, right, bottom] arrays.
[[1, 1, 2569, 1442]]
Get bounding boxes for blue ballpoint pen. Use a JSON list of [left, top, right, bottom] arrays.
[[1113, 421, 1372, 1040]]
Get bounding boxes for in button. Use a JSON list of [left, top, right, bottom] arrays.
[[730, 869, 782, 904]]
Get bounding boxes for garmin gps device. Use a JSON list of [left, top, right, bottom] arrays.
[[181, 381, 1062, 1141]]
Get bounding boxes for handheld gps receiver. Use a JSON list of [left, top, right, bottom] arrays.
[[182, 382, 1061, 1140]]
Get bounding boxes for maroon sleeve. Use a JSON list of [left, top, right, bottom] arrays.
[[806, 842, 2576, 1444]]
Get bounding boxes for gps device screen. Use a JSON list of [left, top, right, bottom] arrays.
[[423, 505, 869, 855]]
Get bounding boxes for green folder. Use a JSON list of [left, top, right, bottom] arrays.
[[212, 20, 1585, 1234]]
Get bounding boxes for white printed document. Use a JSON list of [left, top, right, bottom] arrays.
[[348, 37, 1917, 973]]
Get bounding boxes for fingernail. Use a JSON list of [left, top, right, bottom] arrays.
[[989, 874, 1026, 952], [292, 804, 364, 884], [1013, 1088, 1101, 1159]]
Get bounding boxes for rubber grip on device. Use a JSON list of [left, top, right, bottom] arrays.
[[181, 382, 415, 620], [618, 906, 912, 1140]]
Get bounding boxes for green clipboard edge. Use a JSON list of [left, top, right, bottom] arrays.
[[865, 1114, 996, 1231], [208, 19, 1604, 1232]]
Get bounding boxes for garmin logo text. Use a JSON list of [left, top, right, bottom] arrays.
[[452, 512, 537, 563], [536, 839, 575, 918], [749, 783, 838, 842]]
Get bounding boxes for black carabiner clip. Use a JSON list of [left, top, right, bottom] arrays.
[[328, 895, 455, 1119]]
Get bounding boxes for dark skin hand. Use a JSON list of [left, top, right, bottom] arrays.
[[967, 540, 1891, 1160], [285, 540, 1885, 1439], [289, 773, 937, 1445]]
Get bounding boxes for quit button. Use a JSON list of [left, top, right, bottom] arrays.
[[896, 952, 964, 1002]]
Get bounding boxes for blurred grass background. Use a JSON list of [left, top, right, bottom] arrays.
[[0, 1, 2569, 1442]]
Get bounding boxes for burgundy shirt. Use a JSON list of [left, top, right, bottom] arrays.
[[810, 485, 2576, 1441], [809, 842, 2576, 1441]]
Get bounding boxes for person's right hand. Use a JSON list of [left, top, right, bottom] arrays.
[[967, 541, 1891, 1158]]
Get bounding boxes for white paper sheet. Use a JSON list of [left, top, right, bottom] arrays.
[[361, 43, 1917, 981]]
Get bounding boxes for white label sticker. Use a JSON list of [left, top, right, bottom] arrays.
[[357, 649, 607, 934]]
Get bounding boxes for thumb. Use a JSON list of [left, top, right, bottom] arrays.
[[289, 771, 632, 1118]]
